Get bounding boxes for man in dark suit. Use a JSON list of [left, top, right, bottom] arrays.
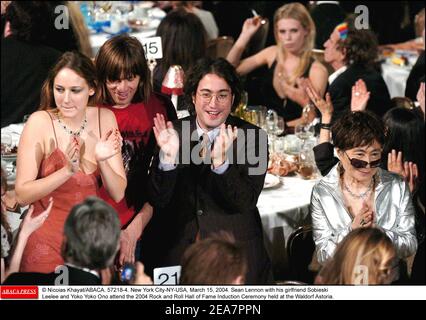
[[4, 197, 121, 285], [142, 58, 273, 284], [323, 22, 391, 122]]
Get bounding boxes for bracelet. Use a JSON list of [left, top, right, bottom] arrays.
[[320, 123, 331, 130]]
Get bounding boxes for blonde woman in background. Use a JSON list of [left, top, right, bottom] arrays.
[[227, 2, 328, 128], [316, 228, 399, 285]]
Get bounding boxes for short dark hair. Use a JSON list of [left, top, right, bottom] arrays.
[[184, 57, 243, 114], [5, 1, 52, 43], [62, 197, 121, 270], [337, 24, 378, 67], [332, 111, 385, 151], [180, 232, 247, 285], [95, 34, 152, 105]]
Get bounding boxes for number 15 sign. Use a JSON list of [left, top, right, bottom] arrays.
[[141, 36, 163, 60]]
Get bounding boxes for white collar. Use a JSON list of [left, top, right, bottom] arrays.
[[315, 1, 340, 5], [65, 263, 100, 278], [195, 118, 221, 143], [328, 65, 348, 84]]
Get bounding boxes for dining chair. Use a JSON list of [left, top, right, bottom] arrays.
[[206, 36, 235, 59], [243, 17, 270, 58], [287, 224, 316, 284]]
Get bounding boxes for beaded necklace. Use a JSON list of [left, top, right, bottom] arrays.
[[56, 113, 87, 136]]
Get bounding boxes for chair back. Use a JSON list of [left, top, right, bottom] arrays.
[[244, 18, 270, 57], [287, 225, 316, 284], [206, 36, 235, 59]]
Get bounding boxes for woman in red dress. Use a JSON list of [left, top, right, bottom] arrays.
[[16, 51, 126, 273]]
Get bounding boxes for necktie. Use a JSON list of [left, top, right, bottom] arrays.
[[199, 133, 210, 159]]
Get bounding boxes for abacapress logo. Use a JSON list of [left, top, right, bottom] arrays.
[[1, 286, 38, 299]]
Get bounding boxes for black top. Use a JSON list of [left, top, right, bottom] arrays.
[[3, 265, 101, 285], [310, 3, 346, 50], [405, 51, 425, 102], [1, 37, 61, 128], [261, 58, 314, 122]]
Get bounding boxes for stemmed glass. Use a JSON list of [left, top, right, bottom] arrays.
[[1, 133, 12, 156], [294, 122, 314, 149]]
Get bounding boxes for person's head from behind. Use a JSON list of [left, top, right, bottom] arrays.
[[382, 107, 425, 177], [4, 1, 52, 43], [95, 34, 152, 107], [324, 21, 378, 69], [62, 197, 121, 270], [155, 9, 207, 79], [274, 3, 315, 57], [318, 228, 398, 285], [184, 57, 242, 130], [332, 111, 385, 184], [180, 232, 247, 285], [39, 51, 96, 115]]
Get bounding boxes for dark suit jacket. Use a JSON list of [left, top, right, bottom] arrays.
[[329, 64, 392, 122], [142, 115, 273, 284], [310, 3, 346, 50], [3, 265, 101, 285], [405, 51, 425, 102]]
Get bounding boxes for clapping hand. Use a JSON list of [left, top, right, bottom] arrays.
[[387, 149, 418, 193], [306, 80, 334, 120], [417, 82, 425, 120], [351, 201, 375, 229], [211, 124, 238, 168], [95, 129, 123, 162], [282, 77, 310, 107], [65, 136, 81, 174], [20, 197, 53, 237], [153, 113, 179, 164], [351, 79, 370, 111]]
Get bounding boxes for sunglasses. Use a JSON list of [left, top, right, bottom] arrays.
[[344, 151, 381, 169]]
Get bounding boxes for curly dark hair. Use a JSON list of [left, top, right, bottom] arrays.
[[183, 57, 243, 114], [332, 110, 385, 151], [337, 26, 378, 67]]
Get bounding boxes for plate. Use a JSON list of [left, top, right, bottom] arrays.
[[1, 153, 17, 161], [263, 173, 280, 189]]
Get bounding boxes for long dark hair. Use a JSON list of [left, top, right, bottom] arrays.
[[382, 107, 425, 180], [154, 9, 207, 91]]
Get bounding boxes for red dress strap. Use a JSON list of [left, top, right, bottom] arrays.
[[45, 110, 58, 147]]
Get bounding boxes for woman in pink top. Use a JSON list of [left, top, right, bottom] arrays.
[[16, 51, 126, 273]]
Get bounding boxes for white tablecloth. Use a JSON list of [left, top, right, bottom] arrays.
[[90, 29, 157, 56], [258, 175, 318, 279], [381, 63, 411, 98]]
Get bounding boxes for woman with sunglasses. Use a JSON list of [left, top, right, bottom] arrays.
[[310, 110, 417, 265]]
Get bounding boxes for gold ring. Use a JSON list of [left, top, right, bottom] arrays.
[[360, 219, 365, 226]]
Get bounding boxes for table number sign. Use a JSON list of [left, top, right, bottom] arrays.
[[153, 265, 181, 285], [141, 36, 163, 60]]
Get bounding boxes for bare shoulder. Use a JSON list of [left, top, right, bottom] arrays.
[[25, 110, 53, 130], [310, 60, 328, 76], [262, 45, 278, 63]]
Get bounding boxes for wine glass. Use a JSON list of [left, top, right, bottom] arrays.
[[294, 122, 314, 149], [1, 133, 12, 156], [265, 109, 278, 152], [275, 116, 285, 136]]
